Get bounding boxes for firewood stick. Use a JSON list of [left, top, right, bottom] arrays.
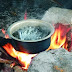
[[0, 47, 9, 57], [10, 62, 16, 68], [0, 58, 27, 72], [0, 58, 12, 64], [0, 58, 19, 68]]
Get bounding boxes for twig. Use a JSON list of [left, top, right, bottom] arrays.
[[0, 47, 9, 57], [52, 0, 63, 7], [0, 58, 12, 64]]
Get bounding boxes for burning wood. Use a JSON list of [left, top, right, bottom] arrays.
[[10, 62, 16, 68], [0, 58, 18, 69], [0, 58, 24, 72]]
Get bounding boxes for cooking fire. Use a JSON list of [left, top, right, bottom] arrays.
[[0, 5, 72, 72], [3, 43, 36, 69], [0, 21, 71, 71]]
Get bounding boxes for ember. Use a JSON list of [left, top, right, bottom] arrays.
[[1, 29, 9, 39], [1, 29, 6, 34]]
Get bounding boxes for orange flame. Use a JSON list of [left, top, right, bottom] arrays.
[[47, 29, 67, 50], [1, 29, 9, 39], [47, 23, 69, 51], [2, 43, 36, 69], [24, 10, 27, 20], [1, 29, 6, 34], [5, 34, 9, 39]]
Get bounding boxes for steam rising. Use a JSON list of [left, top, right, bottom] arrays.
[[13, 26, 50, 40]]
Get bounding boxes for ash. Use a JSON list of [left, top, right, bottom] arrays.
[[18, 26, 49, 40]]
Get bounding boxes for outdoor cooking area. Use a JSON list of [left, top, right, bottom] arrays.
[[0, 0, 72, 72]]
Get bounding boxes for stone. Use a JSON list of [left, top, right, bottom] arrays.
[[28, 48, 72, 72], [42, 7, 72, 24], [14, 66, 25, 72]]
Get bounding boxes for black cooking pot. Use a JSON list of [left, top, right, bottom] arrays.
[[7, 19, 54, 54]]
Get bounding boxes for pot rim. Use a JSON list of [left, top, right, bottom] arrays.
[[7, 19, 54, 42]]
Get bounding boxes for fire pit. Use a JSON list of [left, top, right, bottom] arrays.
[[7, 19, 54, 54], [0, 0, 72, 71]]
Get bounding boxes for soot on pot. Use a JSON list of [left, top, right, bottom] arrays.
[[12, 26, 50, 40]]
